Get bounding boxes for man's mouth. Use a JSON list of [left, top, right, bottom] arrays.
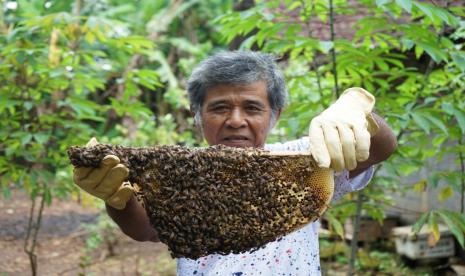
[[222, 136, 251, 147]]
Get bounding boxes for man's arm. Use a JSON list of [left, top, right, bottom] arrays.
[[106, 194, 159, 242], [349, 113, 397, 178]]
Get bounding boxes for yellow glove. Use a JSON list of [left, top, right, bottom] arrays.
[[73, 138, 135, 209], [309, 87, 379, 172]]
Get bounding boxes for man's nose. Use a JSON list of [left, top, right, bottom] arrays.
[[226, 108, 247, 128]]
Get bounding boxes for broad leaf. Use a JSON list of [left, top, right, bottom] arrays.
[[437, 186, 453, 202]]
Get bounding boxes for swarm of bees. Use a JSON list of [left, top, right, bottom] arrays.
[[68, 144, 334, 259]]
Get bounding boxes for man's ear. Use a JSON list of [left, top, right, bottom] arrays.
[[190, 105, 200, 128], [270, 108, 282, 129], [189, 105, 195, 117]]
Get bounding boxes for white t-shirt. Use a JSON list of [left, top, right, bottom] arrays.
[[177, 137, 374, 276]]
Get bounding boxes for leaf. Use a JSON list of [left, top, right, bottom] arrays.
[[288, 1, 301, 11], [428, 212, 440, 247], [433, 7, 459, 26], [422, 113, 448, 135], [319, 41, 334, 54], [411, 112, 431, 133], [401, 38, 414, 50], [444, 211, 465, 235], [376, 0, 391, 7], [33, 133, 50, 145], [451, 51, 465, 72], [21, 133, 33, 145], [453, 108, 465, 134], [396, 0, 412, 13], [2, 184, 12, 198], [412, 212, 429, 233], [437, 210, 464, 248], [44, 188, 52, 205], [416, 41, 447, 63], [412, 179, 427, 192], [438, 186, 453, 202], [414, 2, 434, 22], [325, 212, 344, 239], [415, 45, 424, 59], [441, 102, 455, 115]]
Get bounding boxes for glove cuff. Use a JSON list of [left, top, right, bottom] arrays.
[[366, 112, 380, 136]]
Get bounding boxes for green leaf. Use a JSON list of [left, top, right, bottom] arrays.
[[437, 210, 464, 247], [444, 211, 465, 233], [411, 111, 431, 133], [416, 41, 447, 63], [412, 179, 427, 192], [438, 186, 453, 202], [396, 0, 412, 13], [325, 212, 344, 239], [33, 133, 50, 145], [414, 2, 434, 22], [21, 133, 33, 145], [2, 184, 12, 198], [44, 188, 52, 205], [401, 38, 414, 50], [412, 212, 429, 233], [428, 212, 440, 244], [451, 51, 465, 72], [376, 0, 391, 7], [453, 108, 465, 134], [433, 7, 459, 27], [415, 45, 424, 59], [422, 112, 448, 135], [441, 102, 455, 115], [319, 41, 334, 54]]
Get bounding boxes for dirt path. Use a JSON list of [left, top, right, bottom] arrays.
[[0, 189, 176, 275]]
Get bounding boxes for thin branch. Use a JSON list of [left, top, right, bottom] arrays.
[[24, 192, 46, 276], [459, 137, 465, 214], [74, 0, 82, 16], [329, 0, 339, 97], [302, 0, 325, 107], [0, 2, 4, 32], [315, 66, 324, 104], [348, 190, 364, 276], [24, 195, 36, 257]]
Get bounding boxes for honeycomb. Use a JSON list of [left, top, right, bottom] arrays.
[[68, 144, 334, 259]]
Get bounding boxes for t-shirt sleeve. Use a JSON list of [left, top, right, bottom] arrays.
[[265, 137, 374, 202], [331, 166, 374, 202]]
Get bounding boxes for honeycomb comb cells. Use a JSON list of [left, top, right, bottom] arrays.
[[68, 144, 334, 259]]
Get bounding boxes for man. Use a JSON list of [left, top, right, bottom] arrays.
[[73, 51, 397, 275]]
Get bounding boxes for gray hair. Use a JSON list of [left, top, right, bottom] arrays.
[[187, 51, 287, 123]]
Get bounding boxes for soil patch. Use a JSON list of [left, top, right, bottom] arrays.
[[0, 189, 175, 275]]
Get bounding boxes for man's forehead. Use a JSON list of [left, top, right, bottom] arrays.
[[203, 81, 269, 104], [206, 81, 267, 94]]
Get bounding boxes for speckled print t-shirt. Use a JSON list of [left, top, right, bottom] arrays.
[[177, 137, 374, 276]]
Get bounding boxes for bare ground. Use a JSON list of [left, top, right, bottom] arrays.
[[0, 189, 176, 276], [2, 189, 463, 276]]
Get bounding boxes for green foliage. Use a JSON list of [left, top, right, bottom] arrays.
[[215, 0, 465, 247], [0, 0, 229, 203], [79, 212, 119, 274], [320, 239, 425, 274], [1, 0, 465, 269]]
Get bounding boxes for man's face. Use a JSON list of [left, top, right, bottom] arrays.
[[199, 81, 279, 148]]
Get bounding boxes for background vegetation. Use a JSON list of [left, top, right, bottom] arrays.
[[1, 0, 464, 275]]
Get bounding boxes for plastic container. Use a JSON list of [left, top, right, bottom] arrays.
[[392, 224, 455, 259]]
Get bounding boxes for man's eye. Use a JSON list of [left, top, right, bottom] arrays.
[[247, 106, 262, 112], [212, 106, 228, 112]]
